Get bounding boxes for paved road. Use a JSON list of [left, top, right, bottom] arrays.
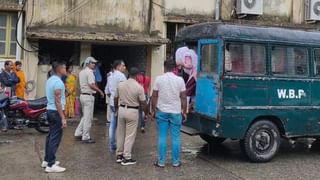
[[1, 115, 320, 180]]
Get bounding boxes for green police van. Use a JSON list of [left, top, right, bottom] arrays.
[[177, 22, 320, 162]]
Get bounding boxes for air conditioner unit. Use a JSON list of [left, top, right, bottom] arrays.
[[306, 0, 320, 21], [236, 0, 263, 15]]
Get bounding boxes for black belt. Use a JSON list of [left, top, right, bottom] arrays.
[[81, 93, 94, 96], [120, 104, 139, 109]]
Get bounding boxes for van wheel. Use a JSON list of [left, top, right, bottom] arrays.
[[241, 120, 280, 162], [200, 134, 226, 145]]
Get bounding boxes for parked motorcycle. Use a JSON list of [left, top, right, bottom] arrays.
[[1, 96, 49, 133]]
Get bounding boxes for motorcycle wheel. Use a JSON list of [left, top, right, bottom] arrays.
[[35, 112, 49, 133]]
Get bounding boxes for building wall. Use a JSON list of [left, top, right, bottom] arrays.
[[220, 0, 320, 28], [20, 0, 320, 98], [263, 0, 292, 17], [26, 0, 151, 34], [0, 0, 20, 11], [164, 0, 215, 17]]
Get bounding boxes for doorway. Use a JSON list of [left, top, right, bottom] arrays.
[[91, 45, 148, 109]]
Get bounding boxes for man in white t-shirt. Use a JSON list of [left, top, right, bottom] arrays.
[[151, 59, 187, 167]]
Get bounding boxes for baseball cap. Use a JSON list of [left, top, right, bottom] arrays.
[[84, 57, 98, 66]]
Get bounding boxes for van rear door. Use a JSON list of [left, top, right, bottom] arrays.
[[195, 39, 222, 119]]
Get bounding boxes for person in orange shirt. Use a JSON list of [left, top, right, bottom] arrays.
[[14, 61, 26, 99]]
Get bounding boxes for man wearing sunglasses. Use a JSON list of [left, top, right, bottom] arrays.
[[75, 57, 104, 144]]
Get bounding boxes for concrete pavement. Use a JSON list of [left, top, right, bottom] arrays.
[[1, 115, 320, 180]]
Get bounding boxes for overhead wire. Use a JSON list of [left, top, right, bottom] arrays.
[[151, 1, 168, 11], [15, 0, 37, 53], [16, 0, 92, 58]]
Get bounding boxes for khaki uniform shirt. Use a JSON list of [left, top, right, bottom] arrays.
[[79, 67, 96, 94], [115, 78, 146, 107]]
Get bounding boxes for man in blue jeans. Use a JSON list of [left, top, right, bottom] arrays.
[[41, 61, 67, 173], [107, 60, 126, 152], [151, 59, 187, 167]]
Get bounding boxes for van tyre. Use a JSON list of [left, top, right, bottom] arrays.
[[241, 120, 280, 162], [200, 134, 226, 145]]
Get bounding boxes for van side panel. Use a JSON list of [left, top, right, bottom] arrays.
[[223, 77, 268, 107], [219, 77, 320, 138], [220, 109, 320, 138]]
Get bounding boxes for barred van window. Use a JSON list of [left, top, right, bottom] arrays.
[[224, 43, 266, 75], [314, 49, 320, 76], [271, 46, 309, 76], [201, 44, 218, 73]]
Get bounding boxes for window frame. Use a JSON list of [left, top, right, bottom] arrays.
[[200, 43, 218, 74], [270, 45, 310, 78], [166, 22, 189, 59], [312, 48, 320, 77], [223, 41, 268, 76], [0, 12, 17, 59]]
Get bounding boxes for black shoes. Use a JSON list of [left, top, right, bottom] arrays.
[[121, 158, 136, 166], [116, 155, 136, 166], [81, 139, 96, 144], [116, 155, 124, 163]]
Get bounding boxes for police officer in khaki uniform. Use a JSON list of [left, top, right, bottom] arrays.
[[75, 57, 104, 144], [114, 67, 148, 166]]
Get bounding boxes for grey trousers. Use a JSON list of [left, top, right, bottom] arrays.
[[75, 94, 95, 140]]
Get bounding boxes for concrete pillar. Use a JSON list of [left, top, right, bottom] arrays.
[[23, 41, 39, 99], [149, 0, 166, 88], [150, 45, 165, 89], [36, 65, 50, 98], [74, 42, 91, 74], [80, 42, 91, 66], [292, 0, 304, 24], [16, 0, 23, 61], [220, 0, 234, 20]]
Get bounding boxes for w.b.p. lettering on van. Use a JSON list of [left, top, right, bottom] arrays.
[[277, 89, 306, 99]]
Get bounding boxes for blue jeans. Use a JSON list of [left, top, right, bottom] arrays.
[[139, 110, 145, 128], [108, 106, 117, 151], [0, 110, 8, 130], [156, 110, 182, 165], [139, 95, 149, 128], [44, 110, 63, 167]]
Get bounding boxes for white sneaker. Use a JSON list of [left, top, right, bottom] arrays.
[[45, 164, 66, 173], [41, 161, 60, 168]]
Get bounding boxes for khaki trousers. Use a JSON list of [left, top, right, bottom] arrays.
[[116, 106, 139, 159], [75, 94, 95, 140]]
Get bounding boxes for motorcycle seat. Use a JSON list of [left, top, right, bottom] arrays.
[[28, 97, 47, 110]]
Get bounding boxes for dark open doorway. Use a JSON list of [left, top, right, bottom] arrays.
[[91, 45, 148, 110]]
